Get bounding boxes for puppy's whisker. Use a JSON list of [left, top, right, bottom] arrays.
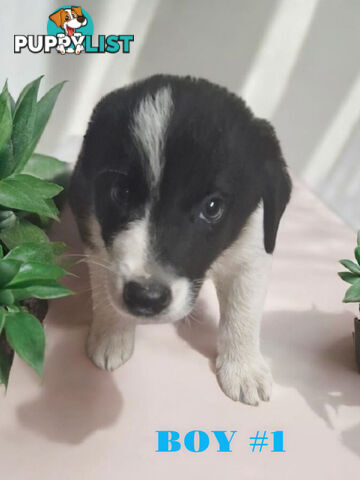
[[92, 291, 114, 313], [187, 312, 197, 324], [74, 287, 94, 295], [64, 252, 113, 266], [90, 284, 109, 298], [183, 315, 192, 329], [85, 259, 116, 274]]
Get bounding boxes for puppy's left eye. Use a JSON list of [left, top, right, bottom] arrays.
[[199, 195, 225, 223], [72, 13, 77, 18]]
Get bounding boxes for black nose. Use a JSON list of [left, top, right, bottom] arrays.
[[123, 281, 171, 316], [78, 15, 86, 23]]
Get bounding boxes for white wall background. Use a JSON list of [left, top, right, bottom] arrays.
[[1, 0, 359, 229]]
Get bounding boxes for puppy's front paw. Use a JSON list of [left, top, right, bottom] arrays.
[[87, 327, 135, 371], [216, 355, 272, 406]]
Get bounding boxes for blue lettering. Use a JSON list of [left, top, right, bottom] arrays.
[[211, 430, 237, 452], [156, 430, 181, 452], [184, 430, 209, 453]]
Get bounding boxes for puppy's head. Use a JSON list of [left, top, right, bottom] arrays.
[[49, 6, 87, 34], [70, 75, 291, 323]]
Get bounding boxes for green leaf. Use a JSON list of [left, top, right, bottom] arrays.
[[10, 282, 72, 301], [0, 139, 15, 179], [343, 282, 360, 303], [0, 83, 15, 179], [0, 218, 48, 249], [355, 246, 360, 266], [0, 210, 16, 231], [14, 77, 40, 113], [0, 289, 14, 306], [5, 241, 66, 264], [13, 81, 65, 174], [0, 259, 21, 288], [338, 271, 360, 284], [339, 259, 360, 275], [43, 198, 59, 219], [5, 311, 45, 376], [2, 81, 16, 117], [0, 176, 59, 219], [9, 174, 63, 198], [8, 262, 66, 287], [0, 244, 3, 259], [0, 342, 13, 388], [23, 153, 69, 181], [0, 82, 13, 151], [7, 90, 15, 118], [30, 82, 66, 152], [12, 76, 43, 172]]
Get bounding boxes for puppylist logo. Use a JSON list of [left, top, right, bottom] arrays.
[[14, 5, 134, 55]]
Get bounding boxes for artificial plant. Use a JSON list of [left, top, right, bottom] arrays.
[[0, 76, 72, 389], [338, 231, 360, 303], [338, 230, 360, 371]]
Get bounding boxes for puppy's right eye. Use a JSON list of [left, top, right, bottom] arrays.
[[65, 15, 70, 20], [110, 184, 130, 204], [95, 170, 130, 209]]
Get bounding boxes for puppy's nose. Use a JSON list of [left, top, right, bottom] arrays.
[[78, 15, 86, 23], [123, 281, 171, 316]]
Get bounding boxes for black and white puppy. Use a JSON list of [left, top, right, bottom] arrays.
[[69, 74, 291, 405]]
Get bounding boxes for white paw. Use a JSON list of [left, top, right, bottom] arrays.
[[216, 354, 272, 406], [86, 327, 134, 371]]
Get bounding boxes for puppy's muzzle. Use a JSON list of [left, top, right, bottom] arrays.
[[123, 280, 171, 317], [77, 15, 86, 24]]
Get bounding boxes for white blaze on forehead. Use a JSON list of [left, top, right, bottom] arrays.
[[131, 86, 173, 185]]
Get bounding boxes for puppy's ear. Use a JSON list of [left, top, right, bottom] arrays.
[[253, 119, 292, 254], [72, 6, 83, 16], [262, 156, 292, 253], [49, 9, 64, 27]]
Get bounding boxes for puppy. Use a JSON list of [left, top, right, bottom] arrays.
[[69, 75, 291, 405], [49, 6, 87, 54]]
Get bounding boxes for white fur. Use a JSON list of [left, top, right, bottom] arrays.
[[84, 217, 135, 370], [210, 202, 273, 405], [86, 253, 135, 371], [85, 212, 193, 370], [131, 87, 173, 185]]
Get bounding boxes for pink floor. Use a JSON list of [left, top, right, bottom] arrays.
[[1, 179, 360, 479]]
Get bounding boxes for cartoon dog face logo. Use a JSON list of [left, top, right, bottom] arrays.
[[49, 6, 87, 37]]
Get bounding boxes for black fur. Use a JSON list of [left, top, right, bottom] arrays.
[[69, 74, 291, 280]]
